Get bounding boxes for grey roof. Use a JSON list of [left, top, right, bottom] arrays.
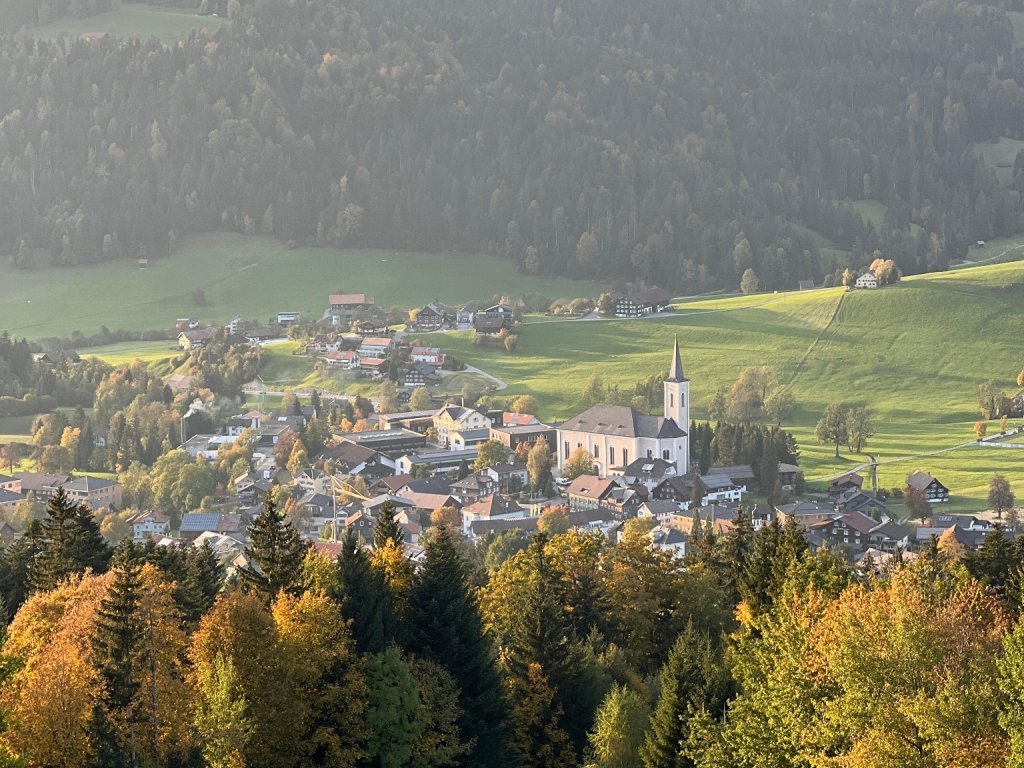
[[16, 473, 72, 491], [710, 464, 755, 483], [622, 457, 675, 480], [666, 336, 686, 383], [0, 489, 23, 504], [469, 517, 538, 536], [700, 474, 736, 491], [62, 476, 118, 492], [180, 513, 242, 533], [642, 499, 685, 516], [559, 404, 686, 439]]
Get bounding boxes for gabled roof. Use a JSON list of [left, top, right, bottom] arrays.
[[330, 293, 374, 305], [462, 494, 525, 519], [559, 405, 686, 439], [126, 510, 169, 525], [360, 337, 394, 347], [62, 476, 118, 492], [906, 470, 943, 490], [180, 513, 242, 533], [831, 472, 863, 487], [566, 475, 616, 501], [0, 488, 23, 504]]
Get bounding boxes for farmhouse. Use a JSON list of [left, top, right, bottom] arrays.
[[324, 350, 358, 369], [610, 287, 673, 317], [127, 511, 170, 542], [329, 293, 375, 320], [359, 337, 396, 359], [566, 475, 617, 511], [906, 470, 950, 503], [854, 272, 878, 289], [359, 357, 390, 377], [413, 302, 457, 330], [410, 346, 444, 365], [829, 472, 863, 498], [473, 304, 515, 334], [178, 327, 216, 350], [557, 339, 689, 475]]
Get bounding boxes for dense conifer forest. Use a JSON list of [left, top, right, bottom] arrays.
[[1, 0, 1024, 290]]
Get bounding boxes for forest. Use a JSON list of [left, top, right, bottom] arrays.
[[0, 0, 1024, 291], [5, 488, 1024, 768]]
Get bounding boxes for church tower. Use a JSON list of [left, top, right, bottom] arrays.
[[664, 336, 690, 471]]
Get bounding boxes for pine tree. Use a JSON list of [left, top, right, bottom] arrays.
[[407, 525, 514, 768], [180, 542, 224, 623], [640, 624, 729, 768], [739, 517, 782, 616], [28, 487, 110, 594], [0, 520, 44, 613], [336, 527, 395, 654], [240, 493, 306, 601], [374, 501, 404, 550]]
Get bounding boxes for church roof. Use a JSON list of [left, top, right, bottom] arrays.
[[559, 404, 686, 439]]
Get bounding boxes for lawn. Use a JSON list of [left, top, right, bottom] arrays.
[[972, 137, 1024, 185], [421, 261, 1024, 511], [32, 4, 224, 42], [79, 340, 183, 366], [0, 415, 36, 445], [0, 232, 604, 340]]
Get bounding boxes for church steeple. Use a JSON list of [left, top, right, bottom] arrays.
[[666, 335, 686, 383]]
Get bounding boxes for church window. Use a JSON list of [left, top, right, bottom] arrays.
[[564, 441, 570, 459], [669, 393, 674, 408], [609, 446, 615, 464], [593, 445, 599, 458], [662, 449, 670, 460], [622, 449, 628, 466]]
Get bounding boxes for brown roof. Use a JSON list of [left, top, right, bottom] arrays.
[[906, 470, 939, 491], [330, 293, 374, 306], [566, 475, 616, 501], [462, 494, 525, 519]]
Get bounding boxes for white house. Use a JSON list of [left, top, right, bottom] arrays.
[[128, 511, 170, 541], [358, 337, 396, 359], [557, 339, 690, 475], [854, 272, 878, 289], [410, 346, 444, 365], [433, 405, 490, 448]]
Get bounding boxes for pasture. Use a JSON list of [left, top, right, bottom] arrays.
[[32, 4, 224, 42]]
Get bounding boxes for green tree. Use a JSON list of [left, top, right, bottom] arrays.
[[527, 440, 553, 494], [240, 493, 307, 601], [587, 684, 649, 768], [978, 380, 1005, 420], [764, 387, 795, 426], [845, 406, 875, 453], [473, 439, 511, 473], [28, 487, 111, 594], [374, 501, 405, 549], [193, 653, 254, 768], [406, 525, 513, 768], [336, 527, 395, 654], [365, 648, 425, 768], [582, 376, 606, 406], [814, 402, 850, 458], [409, 387, 433, 411]]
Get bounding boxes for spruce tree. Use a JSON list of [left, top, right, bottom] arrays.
[[240, 493, 306, 601], [0, 520, 44, 613], [28, 487, 110, 594], [373, 501, 404, 550], [739, 516, 782, 616], [336, 526, 394, 653], [407, 525, 514, 768], [180, 542, 224, 622], [640, 624, 730, 768]]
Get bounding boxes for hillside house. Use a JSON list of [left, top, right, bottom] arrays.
[[359, 337, 396, 359], [829, 472, 864, 498], [906, 470, 950, 503], [329, 293, 375, 321], [778, 462, 802, 490], [61, 476, 123, 509], [610, 287, 673, 317], [359, 357, 390, 378], [414, 302, 456, 330], [473, 304, 515, 334], [180, 513, 243, 542], [854, 272, 878, 289], [127, 511, 170, 541], [324, 350, 359, 369], [410, 346, 444, 365], [276, 311, 300, 326], [461, 494, 526, 534], [178, 327, 216, 351], [567, 475, 617, 511]]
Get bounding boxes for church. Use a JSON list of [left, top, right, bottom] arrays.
[[557, 339, 689, 476]]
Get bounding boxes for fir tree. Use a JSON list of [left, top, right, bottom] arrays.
[[0, 520, 44, 613], [28, 487, 110, 594], [373, 501, 404, 550], [640, 624, 730, 768], [240, 493, 306, 601], [180, 542, 224, 623], [407, 525, 514, 768], [336, 526, 394, 653], [739, 517, 782, 616]]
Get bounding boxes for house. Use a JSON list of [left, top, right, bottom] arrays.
[[468, 516, 539, 540], [709, 464, 756, 491], [0, 522, 19, 544], [854, 272, 878, 289], [178, 327, 217, 351], [0, 474, 21, 493], [127, 511, 170, 541], [450, 473, 500, 504], [650, 526, 688, 557], [434, 405, 490, 447], [461, 494, 527, 533], [15, 473, 72, 501], [329, 293, 375, 320], [775, 501, 837, 527], [359, 357, 390, 378], [866, 521, 911, 553], [926, 514, 992, 532], [490, 423, 558, 454], [344, 509, 377, 544], [778, 462, 802, 490], [621, 457, 678, 489], [609, 287, 673, 317], [651, 475, 695, 505], [558, 340, 689, 475], [410, 346, 444, 365], [829, 472, 863, 498], [473, 304, 515, 334], [413, 302, 457, 330], [276, 311, 301, 326], [808, 511, 881, 553], [450, 428, 491, 450], [835, 489, 888, 518], [359, 337, 396, 359], [603, 486, 647, 519], [0, 488, 23, 513], [566, 475, 617, 511], [376, 410, 437, 434], [61, 476, 123, 509], [245, 327, 277, 344], [403, 363, 439, 388], [639, 499, 685, 524], [906, 470, 949, 503], [700, 473, 744, 503], [179, 513, 243, 542], [324, 350, 359, 369], [485, 462, 530, 492]]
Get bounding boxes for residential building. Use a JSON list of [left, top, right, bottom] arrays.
[[854, 272, 879, 289], [566, 475, 617, 511], [906, 470, 950, 503], [359, 336, 396, 359], [461, 494, 527, 533], [324, 350, 359, 369], [410, 346, 444, 365], [276, 311, 301, 326], [621, 457, 677, 489], [179, 513, 244, 542], [450, 428, 491, 450], [557, 339, 689, 475], [0, 474, 21, 493], [397, 447, 480, 476], [473, 304, 515, 334], [413, 302, 457, 330], [489, 423, 557, 454], [829, 472, 863, 498], [0, 488, 22, 512], [61, 476, 123, 509], [178, 327, 216, 350], [359, 357, 390, 377], [449, 473, 500, 504], [609, 286, 673, 317], [127, 511, 170, 541], [434, 405, 490, 447], [329, 293, 375, 320]]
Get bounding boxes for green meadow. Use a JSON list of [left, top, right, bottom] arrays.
[[423, 262, 1024, 511], [32, 4, 224, 42], [0, 232, 603, 339]]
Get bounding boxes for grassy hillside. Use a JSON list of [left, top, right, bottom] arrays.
[[32, 4, 224, 41], [972, 137, 1024, 185], [0, 232, 604, 339], [422, 263, 1024, 511]]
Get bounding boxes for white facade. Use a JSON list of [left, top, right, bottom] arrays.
[[855, 272, 878, 289]]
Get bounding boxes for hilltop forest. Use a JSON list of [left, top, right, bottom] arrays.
[[1, 0, 1024, 291]]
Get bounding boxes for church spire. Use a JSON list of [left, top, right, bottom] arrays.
[[666, 335, 686, 382]]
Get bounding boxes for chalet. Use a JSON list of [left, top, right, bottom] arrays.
[[461, 494, 527, 533], [700, 473, 744, 503], [294, 468, 332, 495], [403, 363, 439, 388], [621, 457, 677, 489], [798, 279, 816, 290], [127, 511, 170, 541], [609, 287, 673, 317], [402, 490, 462, 514], [434, 405, 489, 447], [566, 475, 617, 511], [603, 486, 646, 519], [165, 373, 194, 394], [36, 350, 81, 366], [808, 511, 880, 553], [450, 473, 500, 504], [639, 499, 685, 523], [324, 350, 359, 369], [651, 475, 694, 505], [226, 316, 248, 334], [329, 293, 375, 320], [926, 514, 992, 532], [344, 509, 377, 544], [778, 462, 802, 490], [854, 272, 878, 289], [829, 472, 863, 498], [0, 522, 18, 544], [866, 521, 911, 553], [906, 470, 950, 503], [307, 333, 341, 354], [410, 346, 444, 365], [358, 337, 396, 359], [473, 304, 515, 334], [359, 357, 390, 378], [835, 489, 888, 518], [178, 327, 216, 351], [485, 462, 530, 492], [413, 302, 456, 330]]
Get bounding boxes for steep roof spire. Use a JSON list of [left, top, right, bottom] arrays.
[[666, 335, 686, 382]]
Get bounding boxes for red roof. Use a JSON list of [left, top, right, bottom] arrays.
[[330, 294, 373, 305]]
